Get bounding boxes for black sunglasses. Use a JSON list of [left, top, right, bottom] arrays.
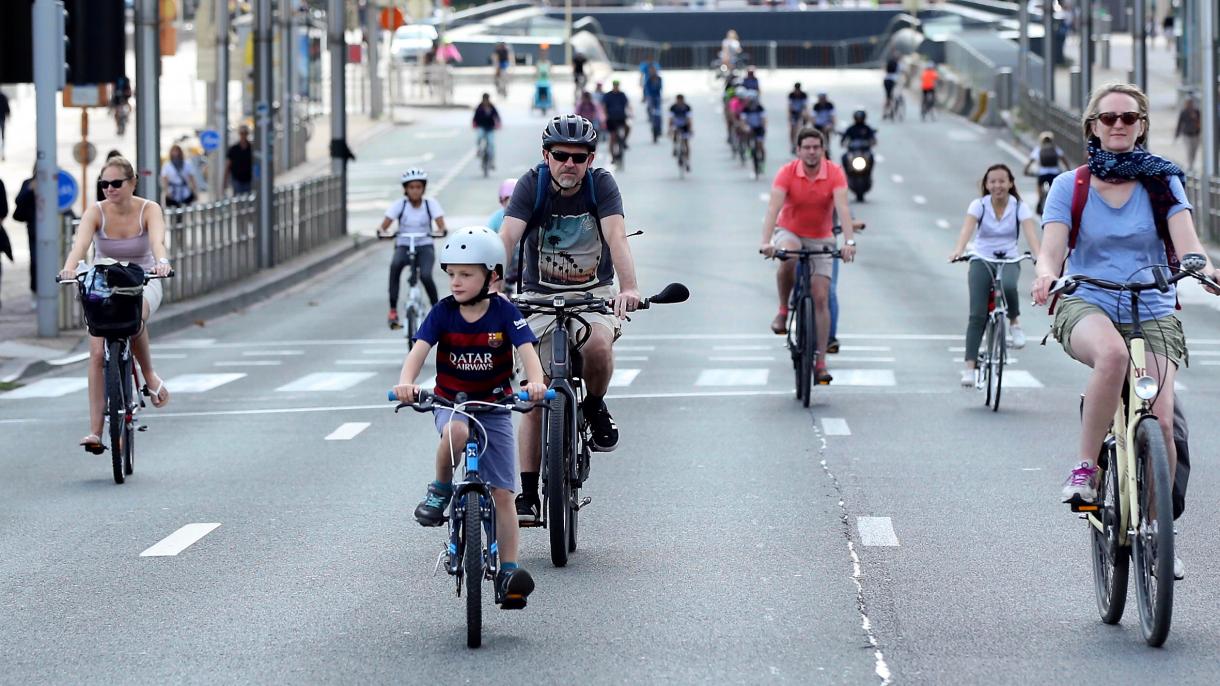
[[549, 151, 590, 164], [1093, 111, 1142, 127], [99, 178, 130, 189]]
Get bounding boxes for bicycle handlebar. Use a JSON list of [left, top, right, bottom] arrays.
[[387, 388, 556, 412], [58, 269, 176, 286], [511, 282, 690, 314], [763, 248, 843, 261], [953, 252, 1034, 264], [377, 230, 447, 241], [1050, 260, 1219, 297]]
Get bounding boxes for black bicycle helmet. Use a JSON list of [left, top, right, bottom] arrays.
[[542, 114, 597, 150]]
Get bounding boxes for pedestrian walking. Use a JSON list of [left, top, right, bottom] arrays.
[[13, 171, 36, 303], [0, 90, 11, 160], [160, 144, 198, 208], [0, 177, 11, 310], [224, 125, 254, 195], [1174, 96, 1201, 170]]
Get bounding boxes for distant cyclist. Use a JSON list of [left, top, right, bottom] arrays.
[[788, 83, 810, 151], [741, 67, 760, 93], [572, 50, 588, 92], [883, 53, 900, 115], [377, 169, 449, 329], [603, 80, 632, 152], [642, 65, 663, 119], [811, 93, 836, 155], [669, 94, 693, 169], [920, 63, 939, 119], [472, 93, 502, 170], [1023, 131, 1068, 214]]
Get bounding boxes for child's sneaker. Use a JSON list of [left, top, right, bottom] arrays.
[[1061, 461, 1098, 504], [414, 482, 452, 526], [496, 567, 535, 609], [388, 308, 402, 330]]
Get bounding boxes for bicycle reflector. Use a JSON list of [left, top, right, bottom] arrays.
[[1134, 376, 1159, 401]]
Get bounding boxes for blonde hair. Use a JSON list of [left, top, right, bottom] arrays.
[[1081, 83, 1150, 147], [101, 155, 136, 180]]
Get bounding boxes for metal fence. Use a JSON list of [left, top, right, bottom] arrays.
[[597, 36, 884, 72], [58, 174, 344, 330], [1185, 174, 1220, 243]]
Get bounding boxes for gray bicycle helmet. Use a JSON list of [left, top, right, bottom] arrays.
[[400, 168, 428, 185], [542, 114, 597, 150]]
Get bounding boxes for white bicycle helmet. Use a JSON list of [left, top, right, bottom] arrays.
[[400, 168, 428, 185], [440, 226, 506, 274]]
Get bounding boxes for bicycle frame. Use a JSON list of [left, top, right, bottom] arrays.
[[542, 309, 587, 490], [445, 434, 499, 583]]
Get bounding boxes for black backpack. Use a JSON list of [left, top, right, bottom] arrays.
[[1038, 142, 1059, 168], [81, 262, 146, 338]]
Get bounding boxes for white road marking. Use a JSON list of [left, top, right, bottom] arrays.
[[154, 338, 216, 348], [1199, 360, 1220, 366], [151, 332, 971, 348], [276, 372, 377, 392], [947, 130, 980, 142], [839, 345, 891, 352], [695, 369, 769, 386], [152, 353, 189, 360], [912, 195, 927, 205], [713, 344, 777, 351], [242, 350, 305, 357], [995, 139, 1028, 163], [615, 345, 656, 351], [362, 348, 407, 354], [47, 352, 91, 366], [140, 523, 221, 557], [936, 219, 952, 229], [336, 359, 403, 366], [1, 377, 88, 399], [164, 373, 247, 393], [609, 369, 641, 387], [1001, 370, 1043, 388], [709, 355, 777, 362], [413, 129, 460, 140], [891, 174, 904, 184], [432, 147, 477, 195], [832, 356, 896, 363], [1174, 381, 1187, 391], [615, 356, 650, 362], [832, 370, 896, 386], [325, 422, 371, 441], [857, 516, 900, 546], [1190, 350, 1220, 356], [1021, 467, 1043, 471], [821, 417, 851, 436], [214, 361, 282, 367], [759, 192, 770, 202], [874, 153, 886, 163]]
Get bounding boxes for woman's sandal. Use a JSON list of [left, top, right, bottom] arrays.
[[144, 378, 170, 408], [80, 434, 105, 455]]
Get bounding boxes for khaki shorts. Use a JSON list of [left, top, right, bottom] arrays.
[[1051, 297, 1188, 368], [772, 229, 835, 279], [520, 285, 623, 373]]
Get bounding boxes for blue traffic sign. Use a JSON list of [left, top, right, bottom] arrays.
[[199, 129, 221, 153], [57, 170, 78, 213]]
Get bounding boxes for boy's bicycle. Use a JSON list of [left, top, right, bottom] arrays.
[[512, 282, 689, 566], [1051, 253, 1216, 647], [59, 265, 173, 484], [953, 251, 1033, 412], [389, 389, 551, 649], [765, 247, 841, 407], [673, 126, 691, 178]]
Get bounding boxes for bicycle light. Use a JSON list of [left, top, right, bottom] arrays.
[[1134, 375, 1159, 401]]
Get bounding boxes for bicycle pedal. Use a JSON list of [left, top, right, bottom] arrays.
[[433, 550, 446, 576], [574, 496, 592, 511], [1069, 501, 1100, 513]]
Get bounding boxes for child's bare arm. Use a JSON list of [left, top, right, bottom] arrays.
[[393, 340, 434, 402], [516, 343, 548, 401]]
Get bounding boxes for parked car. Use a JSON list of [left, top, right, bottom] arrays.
[[391, 24, 438, 62]]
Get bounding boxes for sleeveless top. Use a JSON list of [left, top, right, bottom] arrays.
[[93, 199, 155, 270]]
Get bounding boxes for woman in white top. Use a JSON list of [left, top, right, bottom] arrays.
[[376, 168, 448, 329], [160, 144, 198, 208], [949, 163, 1041, 386]]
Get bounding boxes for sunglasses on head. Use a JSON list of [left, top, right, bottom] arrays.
[[99, 178, 130, 189], [549, 150, 590, 164], [1094, 111, 1142, 127]]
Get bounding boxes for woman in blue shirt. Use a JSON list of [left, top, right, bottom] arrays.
[[1032, 85, 1220, 533]]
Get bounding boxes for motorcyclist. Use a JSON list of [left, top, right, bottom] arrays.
[[840, 110, 877, 166]]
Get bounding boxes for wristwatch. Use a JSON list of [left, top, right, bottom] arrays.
[[844, 239, 857, 247], [158, 258, 170, 265]]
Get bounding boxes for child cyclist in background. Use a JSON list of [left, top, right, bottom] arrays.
[[393, 226, 547, 609]]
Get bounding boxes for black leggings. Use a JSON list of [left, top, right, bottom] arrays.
[[965, 259, 1020, 364], [389, 244, 438, 308]]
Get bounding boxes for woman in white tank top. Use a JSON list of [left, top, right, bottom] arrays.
[[59, 156, 174, 453]]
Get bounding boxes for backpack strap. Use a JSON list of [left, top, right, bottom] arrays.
[[1048, 165, 1091, 315], [517, 164, 603, 293]]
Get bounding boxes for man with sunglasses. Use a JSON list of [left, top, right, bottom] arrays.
[[498, 114, 640, 524]]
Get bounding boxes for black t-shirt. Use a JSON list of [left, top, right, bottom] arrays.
[[494, 46, 509, 63], [572, 54, 587, 75], [842, 123, 876, 146], [885, 58, 899, 76], [227, 142, 253, 183], [603, 91, 629, 120], [670, 103, 692, 122], [505, 167, 625, 294]]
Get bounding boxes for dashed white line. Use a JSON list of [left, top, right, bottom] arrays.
[[891, 174, 904, 184], [839, 345, 891, 352], [336, 359, 403, 366], [912, 195, 928, 205], [615, 356, 650, 362], [276, 372, 376, 392], [857, 516, 900, 547], [1001, 370, 1043, 388], [708, 355, 777, 362], [821, 417, 851, 435], [832, 356, 896, 363], [695, 369, 770, 386], [325, 422, 371, 441], [164, 373, 247, 393], [0, 377, 89, 399], [609, 369, 641, 387], [140, 523, 221, 557], [995, 139, 1028, 163], [242, 350, 305, 357], [936, 219, 952, 229], [832, 370, 897, 386], [713, 344, 777, 351], [215, 360, 282, 367]]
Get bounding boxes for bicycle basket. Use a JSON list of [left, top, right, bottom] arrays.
[[81, 262, 145, 338]]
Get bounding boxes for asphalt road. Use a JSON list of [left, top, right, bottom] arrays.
[[4, 69, 1220, 684]]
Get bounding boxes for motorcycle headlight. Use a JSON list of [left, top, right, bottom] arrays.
[[1133, 375, 1158, 401], [851, 156, 868, 172]]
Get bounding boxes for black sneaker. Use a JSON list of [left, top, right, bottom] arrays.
[[584, 399, 619, 452], [413, 483, 451, 526], [496, 567, 535, 609], [515, 492, 540, 525]]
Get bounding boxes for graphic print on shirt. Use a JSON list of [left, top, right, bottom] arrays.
[[537, 212, 601, 289]]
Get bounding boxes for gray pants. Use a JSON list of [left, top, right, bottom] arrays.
[[965, 259, 1020, 364]]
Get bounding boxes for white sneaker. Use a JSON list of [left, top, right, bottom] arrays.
[[960, 369, 975, 387], [1061, 461, 1098, 503], [1174, 555, 1185, 581], [1009, 325, 1026, 349]]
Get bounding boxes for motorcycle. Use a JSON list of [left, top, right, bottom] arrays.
[[842, 139, 874, 202]]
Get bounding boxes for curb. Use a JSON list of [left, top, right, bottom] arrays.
[[10, 235, 378, 383]]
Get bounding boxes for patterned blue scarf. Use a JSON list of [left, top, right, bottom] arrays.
[[1086, 136, 1183, 182]]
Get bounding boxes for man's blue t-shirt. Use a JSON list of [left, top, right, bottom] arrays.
[[416, 296, 537, 402], [603, 91, 629, 120], [1042, 171, 1192, 321]]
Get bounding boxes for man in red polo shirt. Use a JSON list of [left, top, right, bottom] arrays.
[[760, 127, 862, 384]]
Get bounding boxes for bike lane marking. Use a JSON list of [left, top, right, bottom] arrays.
[[140, 523, 222, 557], [694, 369, 769, 386], [325, 422, 371, 441], [0, 377, 88, 399], [856, 516, 900, 547], [276, 372, 377, 393], [609, 369, 641, 387], [164, 373, 248, 393], [821, 417, 851, 436]]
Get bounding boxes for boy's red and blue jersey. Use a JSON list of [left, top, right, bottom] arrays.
[[416, 296, 537, 402]]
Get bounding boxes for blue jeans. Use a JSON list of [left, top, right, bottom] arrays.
[[476, 128, 495, 161], [829, 255, 839, 339]]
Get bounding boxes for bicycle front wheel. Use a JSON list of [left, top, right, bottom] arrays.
[[1090, 439, 1129, 624], [544, 396, 571, 567], [980, 321, 994, 406], [463, 491, 483, 649], [105, 341, 126, 484], [123, 365, 136, 476], [797, 297, 814, 407], [1132, 417, 1174, 647], [989, 318, 1006, 412]]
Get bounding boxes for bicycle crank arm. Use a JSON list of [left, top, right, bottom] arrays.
[[573, 496, 592, 511], [433, 549, 447, 576]]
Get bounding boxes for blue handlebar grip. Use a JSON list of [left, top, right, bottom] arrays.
[[516, 389, 557, 400], [387, 390, 397, 402]]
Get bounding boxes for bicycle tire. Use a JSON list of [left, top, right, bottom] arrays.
[[981, 320, 994, 406], [798, 297, 814, 407], [406, 304, 420, 342], [1091, 439, 1129, 624], [463, 491, 483, 648], [1132, 417, 1174, 647], [544, 396, 570, 567], [123, 365, 135, 476], [990, 318, 1006, 412], [105, 341, 125, 484]]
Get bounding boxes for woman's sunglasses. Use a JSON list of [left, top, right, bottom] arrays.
[[1093, 111, 1142, 127], [99, 178, 130, 189], [549, 151, 590, 164]]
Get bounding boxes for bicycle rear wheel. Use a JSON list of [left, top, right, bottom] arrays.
[[123, 364, 136, 476], [989, 318, 1006, 412], [797, 297, 814, 407], [405, 302, 421, 342], [980, 321, 994, 406], [105, 341, 126, 484], [544, 396, 571, 567], [1132, 417, 1174, 647], [463, 491, 483, 648], [1090, 438, 1129, 624]]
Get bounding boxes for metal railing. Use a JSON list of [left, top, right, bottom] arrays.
[[388, 62, 456, 107], [596, 36, 884, 71], [1185, 174, 1220, 243], [58, 174, 344, 331]]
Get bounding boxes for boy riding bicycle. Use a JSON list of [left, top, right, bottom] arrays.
[[393, 226, 548, 608]]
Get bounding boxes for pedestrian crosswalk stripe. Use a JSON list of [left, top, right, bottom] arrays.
[[241, 350, 304, 357], [215, 361, 282, 367], [839, 346, 891, 352], [832, 370, 896, 386], [1001, 370, 1043, 388], [695, 369, 769, 386], [821, 418, 851, 436], [609, 369, 641, 387], [165, 373, 248, 393], [708, 355, 776, 362], [713, 344, 776, 351], [0, 377, 89, 399], [140, 523, 222, 557], [616, 356, 650, 362], [832, 356, 896, 363], [336, 359, 402, 366], [857, 517, 899, 546], [277, 372, 377, 392], [325, 422, 371, 440]]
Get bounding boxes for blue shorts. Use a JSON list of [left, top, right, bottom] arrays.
[[433, 408, 518, 493]]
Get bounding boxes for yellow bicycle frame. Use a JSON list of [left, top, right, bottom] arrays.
[[1089, 334, 1152, 546]]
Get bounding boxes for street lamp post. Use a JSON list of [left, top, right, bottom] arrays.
[[1200, 0, 1215, 239], [255, 0, 275, 268], [33, 0, 63, 337]]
